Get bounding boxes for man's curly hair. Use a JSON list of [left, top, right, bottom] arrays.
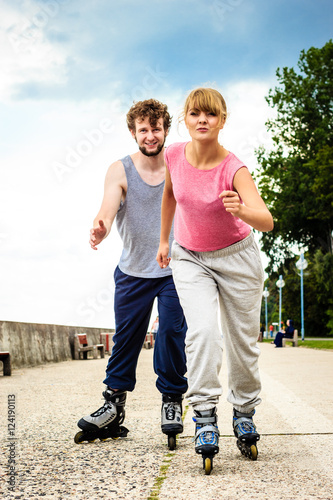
[[126, 99, 172, 133]]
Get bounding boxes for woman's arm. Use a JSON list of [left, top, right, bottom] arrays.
[[156, 168, 177, 268], [219, 167, 274, 232]]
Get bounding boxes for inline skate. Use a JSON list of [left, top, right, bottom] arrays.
[[161, 394, 183, 450], [193, 407, 219, 475], [233, 408, 260, 460], [74, 388, 129, 444]]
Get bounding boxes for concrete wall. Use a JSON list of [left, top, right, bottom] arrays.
[[0, 321, 115, 370]]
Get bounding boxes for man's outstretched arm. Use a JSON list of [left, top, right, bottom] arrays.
[[89, 160, 126, 250]]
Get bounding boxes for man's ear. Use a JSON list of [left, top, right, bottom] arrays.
[[130, 128, 136, 140]]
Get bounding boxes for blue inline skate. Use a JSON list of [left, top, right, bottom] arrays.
[[193, 407, 219, 475], [233, 408, 260, 460]]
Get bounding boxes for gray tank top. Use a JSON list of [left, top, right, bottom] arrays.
[[116, 155, 173, 278]]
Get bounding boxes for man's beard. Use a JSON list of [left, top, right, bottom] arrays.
[[138, 141, 165, 157]]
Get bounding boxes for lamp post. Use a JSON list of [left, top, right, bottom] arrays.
[[262, 287, 269, 338], [276, 275, 285, 331], [296, 252, 308, 341]]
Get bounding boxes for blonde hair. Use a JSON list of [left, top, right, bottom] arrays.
[[180, 87, 227, 128]]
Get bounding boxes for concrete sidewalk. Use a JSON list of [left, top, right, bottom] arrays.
[[1, 343, 332, 499]]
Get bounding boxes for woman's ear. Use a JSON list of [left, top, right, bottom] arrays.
[[219, 115, 226, 130]]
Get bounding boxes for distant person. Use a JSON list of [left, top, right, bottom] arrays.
[[74, 99, 187, 449], [273, 319, 295, 348], [150, 315, 159, 341], [259, 324, 265, 341], [269, 324, 274, 338], [156, 87, 273, 473]]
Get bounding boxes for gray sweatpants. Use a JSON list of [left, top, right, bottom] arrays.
[[170, 232, 263, 413]]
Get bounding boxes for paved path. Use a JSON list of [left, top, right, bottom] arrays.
[[1, 343, 332, 499]]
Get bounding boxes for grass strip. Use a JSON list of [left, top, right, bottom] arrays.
[[261, 338, 333, 349], [297, 340, 333, 350]]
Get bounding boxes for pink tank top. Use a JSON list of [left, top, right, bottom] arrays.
[[165, 142, 251, 251]]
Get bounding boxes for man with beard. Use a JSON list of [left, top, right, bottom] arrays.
[[75, 100, 187, 449]]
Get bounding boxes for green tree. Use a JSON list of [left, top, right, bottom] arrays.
[[311, 250, 333, 336], [261, 251, 333, 338], [256, 40, 333, 269]]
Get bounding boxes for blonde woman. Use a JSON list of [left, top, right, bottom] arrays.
[[156, 87, 273, 473]]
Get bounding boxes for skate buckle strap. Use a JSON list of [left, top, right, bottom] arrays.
[[103, 389, 127, 406], [234, 416, 254, 425], [193, 415, 216, 425], [194, 424, 220, 441], [234, 409, 255, 418], [105, 397, 125, 407]]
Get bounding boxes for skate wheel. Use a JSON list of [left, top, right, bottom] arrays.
[[111, 436, 120, 440], [250, 444, 258, 461], [117, 426, 129, 438], [74, 431, 84, 444], [168, 435, 176, 450], [204, 457, 212, 475]]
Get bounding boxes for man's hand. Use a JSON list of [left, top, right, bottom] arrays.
[[156, 242, 171, 269], [89, 220, 107, 250]]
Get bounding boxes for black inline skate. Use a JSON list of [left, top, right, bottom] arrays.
[[161, 394, 183, 450], [233, 408, 260, 460], [74, 388, 129, 444], [193, 407, 219, 475]]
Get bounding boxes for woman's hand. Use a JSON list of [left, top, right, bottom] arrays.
[[219, 168, 274, 232], [219, 190, 242, 216]]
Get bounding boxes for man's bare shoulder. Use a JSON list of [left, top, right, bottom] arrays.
[[106, 159, 125, 174], [105, 160, 127, 189]]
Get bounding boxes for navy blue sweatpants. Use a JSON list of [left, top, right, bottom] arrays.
[[103, 267, 187, 395]]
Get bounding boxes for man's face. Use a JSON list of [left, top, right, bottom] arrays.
[[131, 117, 167, 157]]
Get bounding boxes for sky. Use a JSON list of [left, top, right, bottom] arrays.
[[0, 0, 332, 329]]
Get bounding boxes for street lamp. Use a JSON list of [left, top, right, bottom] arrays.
[[262, 287, 269, 338], [296, 252, 308, 341], [276, 275, 285, 331]]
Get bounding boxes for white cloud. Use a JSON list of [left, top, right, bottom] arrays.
[[0, 2, 68, 100], [221, 79, 276, 172], [0, 94, 135, 327]]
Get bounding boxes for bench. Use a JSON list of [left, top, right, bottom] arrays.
[[0, 351, 12, 376], [74, 334, 105, 360], [282, 329, 298, 347], [100, 332, 114, 354], [143, 331, 154, 349]]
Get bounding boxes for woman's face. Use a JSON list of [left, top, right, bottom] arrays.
[[185, 108, 224, 140]]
